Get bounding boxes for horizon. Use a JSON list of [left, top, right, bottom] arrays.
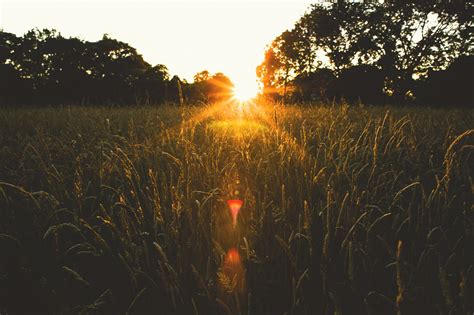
[[1, 0, 313, 93]]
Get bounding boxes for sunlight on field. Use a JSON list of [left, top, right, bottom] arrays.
[[0, 104, 472, 314], [201, 100, 311, 165], [208, 119, 267, 134], [202, 100, 275, 144]]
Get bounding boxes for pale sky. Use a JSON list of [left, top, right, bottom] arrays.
[[1, 0, 313, 94]]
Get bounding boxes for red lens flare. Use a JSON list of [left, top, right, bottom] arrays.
[[225, 247, 241, 266], [218, 247, 245, 296], [226, 199, 243, 227]]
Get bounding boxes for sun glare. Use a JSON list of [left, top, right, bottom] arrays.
[[233, 79, 259, 102]]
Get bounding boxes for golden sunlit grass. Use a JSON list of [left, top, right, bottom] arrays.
[[208, 119, 267, 135], [0, 102, 472, 314]]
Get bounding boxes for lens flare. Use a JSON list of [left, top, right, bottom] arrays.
[[227, 199, 243, 227], [218, 247, 245, 295], [225, 247, 241, 266]]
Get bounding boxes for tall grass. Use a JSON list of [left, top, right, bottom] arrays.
[[0, 102, 472, 314]]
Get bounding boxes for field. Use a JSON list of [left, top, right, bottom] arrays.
[[0, 102, 472, 314]]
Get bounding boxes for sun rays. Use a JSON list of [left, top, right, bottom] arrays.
[[232, 81, 260, 102]]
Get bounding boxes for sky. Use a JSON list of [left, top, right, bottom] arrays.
[[1, 0, 313, 94]]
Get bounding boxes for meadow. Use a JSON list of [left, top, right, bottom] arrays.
[[0, 102, 472, 315]]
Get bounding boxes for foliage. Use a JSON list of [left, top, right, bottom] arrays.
[[0, 29, 234, 106], [415, 55, 474, 106], [188, 71, 234, 103], [257, 1, 473, 105]]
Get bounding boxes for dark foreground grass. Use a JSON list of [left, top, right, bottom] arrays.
[[0, 102, 472, 314]]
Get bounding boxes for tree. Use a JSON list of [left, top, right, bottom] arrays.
[[308, 1, 472, 101], [0, 31, 26, 104], [135, 64, 169, 104], [293, 68, 336, 102], [0, 29, 174, 106], [208, 72, 233, 102], [193, 70, 210, 82], [415, 55, 474, 107], [333, 65, 385, 104], [368, 1, 473, 100], [88, 34, 151, 104], [258, 1, 473, 103], [256, 43, 284, 97], [189, 71, 233, 103]]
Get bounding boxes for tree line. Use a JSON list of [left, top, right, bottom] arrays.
[[257, 1, 473, 106], [0, 29, 234, 106]]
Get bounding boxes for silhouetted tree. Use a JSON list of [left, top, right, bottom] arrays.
[[293, 68, 336, 102], [256, 44, 285, 98], [0, 31, 26, 104], [415, 55, 474, 107], [333, 65, 385, 104], [193, 70, 210, 83], [87, 34, 151, 104], [188, 71, 234, 103], [207, 72, 233, 102], [258, 1, 473, 105], [0, 29, 180, 106], [135, 65, 169, 104]]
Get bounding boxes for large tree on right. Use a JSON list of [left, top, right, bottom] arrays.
[[258, 1, 472, 102]]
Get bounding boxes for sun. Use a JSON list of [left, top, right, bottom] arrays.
[[232, 79, 259, 102]]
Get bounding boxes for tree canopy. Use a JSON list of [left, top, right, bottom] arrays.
[[257, 1, 473, 106], [0, 29, 234, 106]]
